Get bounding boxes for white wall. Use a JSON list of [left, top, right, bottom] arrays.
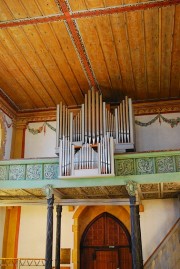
[[18, 205, 74, 267], [135, 113, 180, 152], [0, 207, 6, 256], [140, 198, 179, 263], [24, 122, 56, 158], [17, 200, 179, 265], [24, 113, 180, 157]]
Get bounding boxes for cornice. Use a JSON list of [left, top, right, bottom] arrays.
[[133, 99, 180, 116], [16, 109, 56, 124], [0, 96, 17, 120], [1, 96, 180, 124]]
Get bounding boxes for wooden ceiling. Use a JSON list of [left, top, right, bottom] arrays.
[[0, 0, 179, 112]]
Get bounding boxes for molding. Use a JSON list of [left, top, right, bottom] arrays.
[[0, 96, 17, 120], [133, 100, 180, 115], [1, 94, 180, 123]]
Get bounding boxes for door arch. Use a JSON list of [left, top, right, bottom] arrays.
[[80, 212, 132, 269]]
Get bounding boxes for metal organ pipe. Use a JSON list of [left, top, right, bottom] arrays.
[[57, 93, 135, 177]]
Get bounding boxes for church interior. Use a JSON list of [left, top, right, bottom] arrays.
[[0, 0, 180, 269]]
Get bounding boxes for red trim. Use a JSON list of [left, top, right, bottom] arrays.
[[0, 0, 179, 28], [72, 0, 180, 19], [58, 0, 97, 87]]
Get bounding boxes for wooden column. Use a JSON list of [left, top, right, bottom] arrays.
[[45, 185, 54, 269], [126, 181, 143, 269], [55, 205, 62, 269]]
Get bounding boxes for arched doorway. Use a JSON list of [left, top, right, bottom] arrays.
[[80, 212, 132, 269]]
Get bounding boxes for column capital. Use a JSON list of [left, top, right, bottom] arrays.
[[43, 184, 53, 199], [126, 180, 138, 196]]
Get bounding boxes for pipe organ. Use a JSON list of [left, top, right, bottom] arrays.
[[56, 88, 135, 177]]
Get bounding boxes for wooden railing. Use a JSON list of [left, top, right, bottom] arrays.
[[144, 218, 180, 269]]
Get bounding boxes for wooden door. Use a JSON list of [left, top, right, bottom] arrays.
[[80, 212, 132, 269], [94, 250, 119, 269]]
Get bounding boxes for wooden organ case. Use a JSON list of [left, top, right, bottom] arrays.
[[56, 88, 135, 177]]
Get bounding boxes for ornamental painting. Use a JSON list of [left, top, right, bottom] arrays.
[[0, 111, 7, 160]]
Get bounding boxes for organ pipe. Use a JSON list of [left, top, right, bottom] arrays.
[[56, 90, 135, 177]]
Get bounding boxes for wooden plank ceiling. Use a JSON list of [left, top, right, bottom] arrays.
[[0, 0, 179, 111]]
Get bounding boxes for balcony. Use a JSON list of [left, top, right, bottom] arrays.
[[0, 150, 179, 205]]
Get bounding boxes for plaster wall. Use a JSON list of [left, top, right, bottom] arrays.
[[135, 113, 180, 152], [24, 121, 56, 158], [24, 113, 180, 157], [17, 200, 179, 265], [140, 198, 179, 263], [0, 207, 6, 256], [18, 205, 74, 267]]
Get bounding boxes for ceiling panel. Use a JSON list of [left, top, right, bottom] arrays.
[[0, 0, 179, 111]]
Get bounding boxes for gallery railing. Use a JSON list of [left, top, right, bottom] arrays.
[[0, 258, 45, 269]]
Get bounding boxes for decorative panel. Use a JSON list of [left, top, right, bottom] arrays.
[[175, 156, 180, 172], [26, 164, 43, 180], [115, 159, 135, 176], [105, 186, 128, 195], [156, 157, 176, 173], [163, 183, 180, 191], [136, 158, 155, 174], [9, 165, 25, 180], [140, 184, 159, 192], [44, 163, 59, 179], [0, 165, 8, 180]]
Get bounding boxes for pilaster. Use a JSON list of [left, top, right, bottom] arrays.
[[10, 119, 27, 159]]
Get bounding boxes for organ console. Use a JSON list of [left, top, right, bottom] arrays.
[[56, 88, 135, 177]]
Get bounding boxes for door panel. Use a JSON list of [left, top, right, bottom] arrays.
[[80, 212, 132, 269], [95, 250, 119, 269]]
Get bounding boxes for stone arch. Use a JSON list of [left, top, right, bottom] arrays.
[[72, 205, 130, 269]]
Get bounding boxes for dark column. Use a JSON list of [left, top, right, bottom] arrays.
[[130, 196, 144, 269], [45, 194, 54, 269], [55, 205, 62, 269]]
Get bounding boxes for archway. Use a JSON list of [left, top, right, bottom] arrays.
[[72, 205, 131, 269], [80, 212, 132, 269]]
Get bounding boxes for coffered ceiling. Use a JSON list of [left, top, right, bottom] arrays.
[[0, 0, 179, 112]]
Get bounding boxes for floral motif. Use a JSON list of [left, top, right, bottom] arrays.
[[9, 165, 25, 180], [175, 156, 180, 172], [115, 159, 134, 176], [136, 158, 155, 174], [26, 165, 42, 180], [0, 166, 8, 180], [44, 164, 58, 179], [156, 157, 175, 173]]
